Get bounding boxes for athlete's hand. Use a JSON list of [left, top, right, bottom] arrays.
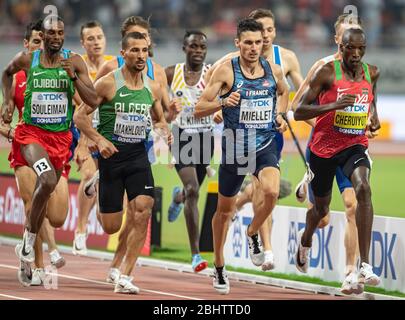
[[275, 114, 287, 133], [60, 57, 76, 79], [366, 117, 381, 139], [1, 102, 13, 124], [169, 98, 182, 114], [213, 110, 223, 124], [96, 136, 118, 159], [334, 94, 356, 110], [74, 144, 89, 171], [154, 125, 172, 145], [223, 91, 241, 107]]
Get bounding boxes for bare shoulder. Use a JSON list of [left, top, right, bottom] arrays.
[[367, 64, 380, 82], [268, 61, 283, 80], [279, 46, 299, 63], [213, 51, 239, 68], [214, 60, 233, 79], [95, 71, 115, 91]]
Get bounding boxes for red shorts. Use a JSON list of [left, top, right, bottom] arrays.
[[13, 123, 72, 171]]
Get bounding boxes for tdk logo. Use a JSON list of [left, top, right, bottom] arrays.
[[344, 105, 367, 112], [127, 115, 145, 121], [232, 214, 243, 258], [247, 99, 270, 108], [287, 221, 333, 271], [38, 93, 63, 101], [372, 231, 397, 279]]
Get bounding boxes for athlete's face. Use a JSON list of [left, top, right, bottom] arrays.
[[235, 31, 263, 63], [335, 23, 362, 45], [126, 25, 151, 47], [183, 34, 207, 66], [43, 20, 65, 53], [24, 30, 43, 53], [340, 33, 366, 69], [81, 26, 106, 57], [121, 38, 149, 72], [255, 17, 276, 49]]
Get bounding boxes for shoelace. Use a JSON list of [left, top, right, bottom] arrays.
[[216, 268, 227, 285], [250, 234, 261, 254]]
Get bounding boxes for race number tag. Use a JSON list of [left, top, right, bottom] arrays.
[[113, 112, 149, 143], [178, 107, 213, 130], [31, 91, 68, 124], [33, 158, 52, 176], [334, 103, 369, 135], [239, 98, 273, 129]]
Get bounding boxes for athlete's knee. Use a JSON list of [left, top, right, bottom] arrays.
[[48, 215, 65, 228], [184, 182, 199, 200], [317, 213, 330, 228], [102, 220, 122, 234], [80, 167, 95, 182], [313, 203, 329, 218], [261, 184, 279, 202], [39, 173, 58, 194], [214, 209, 234, 222], [354, 181, 371, 203]]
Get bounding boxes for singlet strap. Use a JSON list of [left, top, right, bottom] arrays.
[[362, 63, 371, 84], [273, 45, 281, 66], [117, 55, 125, 68], [31, 50, 41, 68], [334, 60, 342, 81], [146, 58, 154, 80], [113, 67, 126, 90], [61, 48, 71, 59]]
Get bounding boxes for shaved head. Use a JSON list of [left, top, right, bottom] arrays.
[[342, 28, 366, 45]]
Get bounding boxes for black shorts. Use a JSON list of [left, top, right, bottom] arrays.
[[309, 144, 371, 198], [98, 143, 154, 213], [218, 138, 279, 197], [171, 127, 214, 171]]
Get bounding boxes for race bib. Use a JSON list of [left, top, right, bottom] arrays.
[[239, 98, 273, 129], [113, 112, 149, 143], [178, 107, 213, 131], [31, 91, 68, 124], [92, 109, 99, 128], [334, 103, 369, 135]]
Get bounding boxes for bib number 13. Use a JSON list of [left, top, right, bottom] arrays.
[[33, 158, 52, 176]]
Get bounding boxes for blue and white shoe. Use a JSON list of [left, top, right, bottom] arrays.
[[191, 254, 208, 273], [168, 187, 183, 222]]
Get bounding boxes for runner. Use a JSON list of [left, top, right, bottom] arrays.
[[195, 18, 289, 294], [291, 14, 368, 294], [294, 28, 381, 294], [0, 19, 67, 286], [74, 31, 172, 293], [206, 8, 303, 271], [165, 30, 212, 272], [1, 16, 97, 285], [72, 20, 115, 256]]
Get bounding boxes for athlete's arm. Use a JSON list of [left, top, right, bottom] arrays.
[[149, 80, 173, 145], [283, 49, 304, 92], [65, 54, 97, 108], [1, 51, 30, 123], [290, 60, 326, 127], [367, 65, 381, 136], [271, 63, 289, 132], [94, 59, 117, 82], [155, 63, 179, 123], [74, 73, 118, 158], [195, 62, 235, 118], [294, 63, 356, 120], [0, 75, 16, 139]]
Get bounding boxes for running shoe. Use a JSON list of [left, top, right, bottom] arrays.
[[49, 249, 66, 269], [246, 226, 265, 266], [212, 265, 230, 295], [295, 229, 311, 273], [341, 271, 363, 295], [84, 170, 99, 198], [359, 262, 380, 286], [261, 250, 275, 271], [295, 173, 308, 203], [114, 275, 140, 294], [191, 254, 208, 273], [168, 187, 183, 222], [106, 268, 120, 284], [31, 268, 46, 286], [72, 231, 88, 256]]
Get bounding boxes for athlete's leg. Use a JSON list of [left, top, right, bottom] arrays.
[[341, 187, 358, 274], [120, 195, 154, 276], [213, 193, 237, 268], [177, 166, 201, 255], [235, 182, 253, 210], [20, 143, 61, 233], [76, 156, 97, 233]]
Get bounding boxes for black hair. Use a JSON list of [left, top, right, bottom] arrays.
[[24, 19, 42, 41], [41, 15, 64, 31], [183, 30, 207, 45], [121, 31, 148, 49], [237, 18, 263, 38]]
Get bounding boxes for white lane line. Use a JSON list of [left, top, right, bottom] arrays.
[[0, 293, 31, 300], [0, 264, 202, 300]]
